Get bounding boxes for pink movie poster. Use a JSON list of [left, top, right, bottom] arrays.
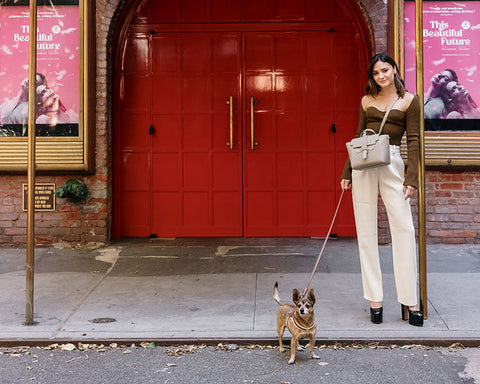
[[405, 0, 480, 130], [0, 2, 79, 137]]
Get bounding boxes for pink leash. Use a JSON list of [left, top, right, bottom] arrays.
[[301, 189, 345, 298]]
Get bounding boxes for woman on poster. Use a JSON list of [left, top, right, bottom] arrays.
[[424, 69, 457, 119], [0, 73, 69, 135], [444, 81, 480, 119]]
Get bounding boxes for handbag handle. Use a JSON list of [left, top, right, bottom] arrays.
[[377, 95, 399, 135]]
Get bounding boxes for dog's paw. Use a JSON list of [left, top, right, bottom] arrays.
[[279, 347, 286, 353], [311, 353, 320, 359], [296, 345, 305, 351], [288, 358, 295, 364]]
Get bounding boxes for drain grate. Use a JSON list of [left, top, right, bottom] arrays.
[[88, 317, 117, 324]]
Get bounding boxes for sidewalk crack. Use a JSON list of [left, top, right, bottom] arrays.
[[428, 298, 449, 329], [51, 248, 121, 337], [253, 273, 258, 331]]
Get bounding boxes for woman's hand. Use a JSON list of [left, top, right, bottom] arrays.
[[340, 179, 351, 190], [403, 185, 417, 200]]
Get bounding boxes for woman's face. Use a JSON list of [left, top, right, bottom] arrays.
[[431, 70, 454, 89], [372, 61, 395, 89], [36, 85, 58, 112], [446, 81, 468, 100]]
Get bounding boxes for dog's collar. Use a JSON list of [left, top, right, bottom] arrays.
[[289, 315, 316, 331]]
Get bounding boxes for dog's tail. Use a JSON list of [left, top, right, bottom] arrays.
[[273, 282, 282, 305]]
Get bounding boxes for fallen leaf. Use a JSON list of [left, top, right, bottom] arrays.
[[60, 344, 76, 351], [448, 343, 464, 350], [46, 344, 59, 350]]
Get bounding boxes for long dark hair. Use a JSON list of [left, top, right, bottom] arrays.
[[366, 52, 406, 97]]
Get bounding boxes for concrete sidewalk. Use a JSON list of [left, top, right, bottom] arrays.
[[0, 238, 479, 345]]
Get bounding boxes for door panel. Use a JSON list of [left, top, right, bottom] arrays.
[[243, 31, 335, 236], [150, 32, 243, 236], [332, 28, 364, 236], [118, 33, 152, 236]]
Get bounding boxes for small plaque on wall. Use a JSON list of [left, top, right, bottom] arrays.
[[22, 183, 56, 211]]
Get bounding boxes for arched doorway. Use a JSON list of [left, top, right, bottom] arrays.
[[112, 0, 371, 238]]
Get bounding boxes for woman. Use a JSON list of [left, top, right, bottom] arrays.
[[0, 73, 49, 135], [424, 69, 457, 119], [340, 52, 423, 326]]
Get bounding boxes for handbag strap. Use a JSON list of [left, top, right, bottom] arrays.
[[378, 95, 399, 135]]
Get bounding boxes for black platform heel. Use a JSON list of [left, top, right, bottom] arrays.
[[401, 304, 423, 327], [370, 307, 383, 324]]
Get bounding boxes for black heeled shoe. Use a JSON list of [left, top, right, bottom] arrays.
[[401, 304, 423, 327], [370, 307, 383, 324]]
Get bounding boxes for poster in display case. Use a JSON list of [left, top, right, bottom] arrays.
[[405, 0, 480, 130], [0, 0, 94, 172], [402, 0, 480, 165]]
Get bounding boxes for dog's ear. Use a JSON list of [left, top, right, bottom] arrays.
[[307, 288, 316, 304], [292, 289, 301, 303]]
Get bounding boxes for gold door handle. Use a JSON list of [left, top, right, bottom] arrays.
[[251, 96, 259, 150], [226, 95, 233, 150]]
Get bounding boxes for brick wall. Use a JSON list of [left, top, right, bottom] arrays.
[[359, 0, 388, 53], [0, 0, 479, 246], [378, 170, 480, 245], [424, 171, 480, 243]]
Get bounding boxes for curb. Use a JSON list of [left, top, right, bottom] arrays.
[[0, 337, 479, 348]]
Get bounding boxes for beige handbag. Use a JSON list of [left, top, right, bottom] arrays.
[[346, 96, 399, 170]]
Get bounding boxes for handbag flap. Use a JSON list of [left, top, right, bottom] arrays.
[[349, 134, 383, 152]]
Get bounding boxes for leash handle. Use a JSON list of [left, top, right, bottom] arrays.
[[301, 189, 345, 298]]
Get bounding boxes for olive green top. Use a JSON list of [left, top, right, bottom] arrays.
[[341, 95, 420, 189]]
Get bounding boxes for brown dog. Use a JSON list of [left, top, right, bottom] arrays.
[[273, 282, 319, 364]]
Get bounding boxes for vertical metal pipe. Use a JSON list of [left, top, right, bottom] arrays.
[[415, 0, 428, 319], [26, 0, 38, 326], [393, 0, 399, 60]]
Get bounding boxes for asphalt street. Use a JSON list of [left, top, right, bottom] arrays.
[[0, 343, 478, 384]]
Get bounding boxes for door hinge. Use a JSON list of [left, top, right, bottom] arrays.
[[331, 124, 336, 133], [149, 125, 155, 135], [328, 28, 335, 33]]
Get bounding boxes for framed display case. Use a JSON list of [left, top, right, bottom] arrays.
[[395, 0, 480, 165], [0, 0, 95, 172]]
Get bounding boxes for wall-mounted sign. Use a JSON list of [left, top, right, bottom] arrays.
[[0, 0, 95, 172], [22, 183, 56, 211]]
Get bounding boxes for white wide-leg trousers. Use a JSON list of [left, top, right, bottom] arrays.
[[351, 145, 418, 306]]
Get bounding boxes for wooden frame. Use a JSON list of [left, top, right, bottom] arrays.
[[0, 0, 95, 173]]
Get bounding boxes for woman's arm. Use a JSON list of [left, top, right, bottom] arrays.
[[404, 95, 420, 189]]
